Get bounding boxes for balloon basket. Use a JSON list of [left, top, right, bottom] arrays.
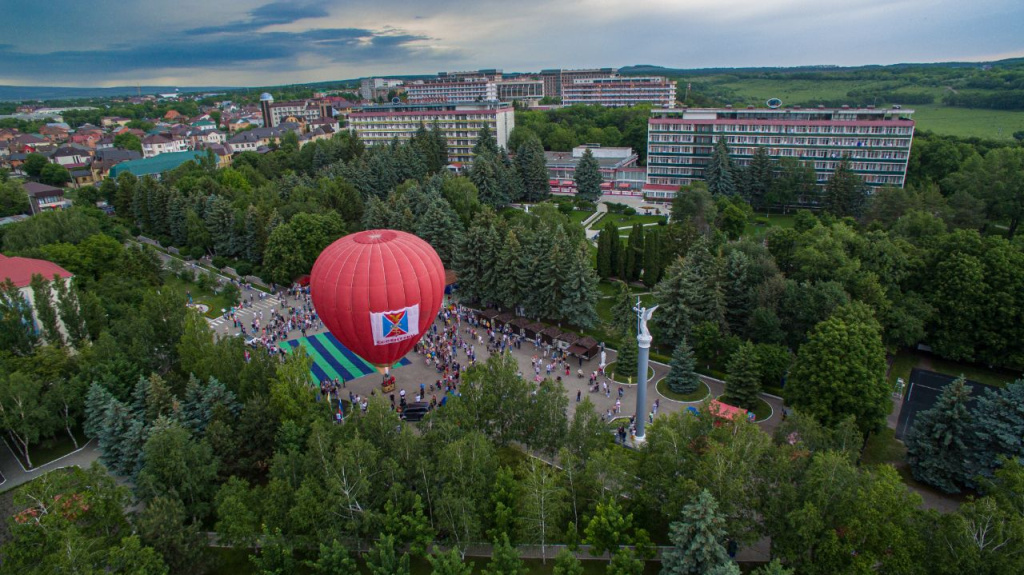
[[382, 383, 396, 393]]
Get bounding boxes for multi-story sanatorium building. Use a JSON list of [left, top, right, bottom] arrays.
[[347, 101, 514, 164], [643, 106, 915, 200], [545, 145, 646, 195], [407, 73, 544, 104], [405, 80, 499, 104], [539, 68, 618, 99], [496, 79, 545, 102], [258, 93, 330, 128], [563, 76, 677, 108]]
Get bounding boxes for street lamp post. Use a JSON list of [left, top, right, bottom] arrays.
[[633, 298, 657, 443]]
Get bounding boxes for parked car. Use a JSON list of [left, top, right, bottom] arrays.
[[401, 402, 431, 422]]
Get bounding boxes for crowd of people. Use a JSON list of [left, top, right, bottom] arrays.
[[219, 286, 658, 439], [227, 285, 322, 358]]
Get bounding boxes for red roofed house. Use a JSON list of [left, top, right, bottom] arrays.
[[0, 253, 74, 342]]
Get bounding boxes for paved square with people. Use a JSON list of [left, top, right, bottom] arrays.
[[210, 287, 782, 432]]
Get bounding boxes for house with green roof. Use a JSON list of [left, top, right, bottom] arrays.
[[108, 151, 207, 179]]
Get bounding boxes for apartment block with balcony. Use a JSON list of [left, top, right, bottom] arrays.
[[405, 80, 498, 104], [540, 68, 618, 99], [347, 102, 514, 164], [563, 76, 677, 108], [259, 94, 328, 128], [496, 79, 545, 102], [643, 106, 916, 200]]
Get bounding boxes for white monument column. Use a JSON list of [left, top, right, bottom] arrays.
[[633, 299, 657, 442]]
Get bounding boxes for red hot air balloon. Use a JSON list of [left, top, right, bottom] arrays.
[[310, 229, 445, 367]]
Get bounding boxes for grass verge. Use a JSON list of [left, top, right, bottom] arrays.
[[605, 362, 655, 384], [888, 348, 1020, 389], [656, 379, 711, 403], [602, 213, 668, 228], [164, 275, 233, 319], [8, 429, 88, 470], [747, 398, 773, 422], [568, 209, 597, 225], [861, 427, 906, 466]]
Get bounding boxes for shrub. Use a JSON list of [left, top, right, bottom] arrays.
[[167, 258, 184, 275], [624, 207, 637, 216], [190, 246, 206, 260], [196, 272, 215, 291], [211, 256, 229, 269], [220, 283, 240, 307], [234, 261, 254, 277]]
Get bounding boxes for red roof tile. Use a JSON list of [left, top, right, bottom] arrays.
[[0, 254, 73, 288]]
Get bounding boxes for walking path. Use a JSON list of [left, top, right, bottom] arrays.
[[0, 439, 101, 493]]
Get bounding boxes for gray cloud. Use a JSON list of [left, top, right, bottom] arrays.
[[0, 26, 441, 81], [0, 0, 1021, 86], [185, 2, 329, 35]]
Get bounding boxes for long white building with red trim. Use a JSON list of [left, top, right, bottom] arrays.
[[348, 102, 514, 164], [643, 105, 915, 200], [563, 76, 677, 108]]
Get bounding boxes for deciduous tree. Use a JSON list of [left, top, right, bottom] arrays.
[[519, 458, 568, 563], [786, 302, 889, 433]]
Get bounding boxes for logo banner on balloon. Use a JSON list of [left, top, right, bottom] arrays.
[[370, 305, 420, 346]]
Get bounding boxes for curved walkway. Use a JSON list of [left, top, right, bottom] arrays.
[[0, 439, 101, 493]]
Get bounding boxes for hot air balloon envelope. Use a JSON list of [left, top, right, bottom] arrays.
[[310, 229, 445, 367]]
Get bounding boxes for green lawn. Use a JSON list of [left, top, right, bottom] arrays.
[[748, 398, 773, 422], [888, 349, 1021, 389], [911, 104, 1024, 141], [716, 78, 872, 104], [708, 77, 1022, 141], [596, 280, 621, 298], [861, 427, 907, 467], [164, 275, 234, 319], [656, 379, 711, 402], [602, 213, 668, 229], [742, 214, 796, 240], [568, 209, 597, 225], [10, 429, 88, 470], [605, 362, 655, 384]]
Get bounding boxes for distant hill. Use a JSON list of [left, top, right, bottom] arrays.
[[0, 85, 236, 102], [5, 57, 1022, 103], [618, 58, 1024, 77]]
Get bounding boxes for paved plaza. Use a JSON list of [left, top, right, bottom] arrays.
[[212, 288, 783, 433]]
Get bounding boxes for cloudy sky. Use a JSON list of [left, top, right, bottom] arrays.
[[0, 0, 1021, 87]]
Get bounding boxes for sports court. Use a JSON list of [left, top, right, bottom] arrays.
[[283, 332, 411, 383], [894, 368, 986, 440]]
